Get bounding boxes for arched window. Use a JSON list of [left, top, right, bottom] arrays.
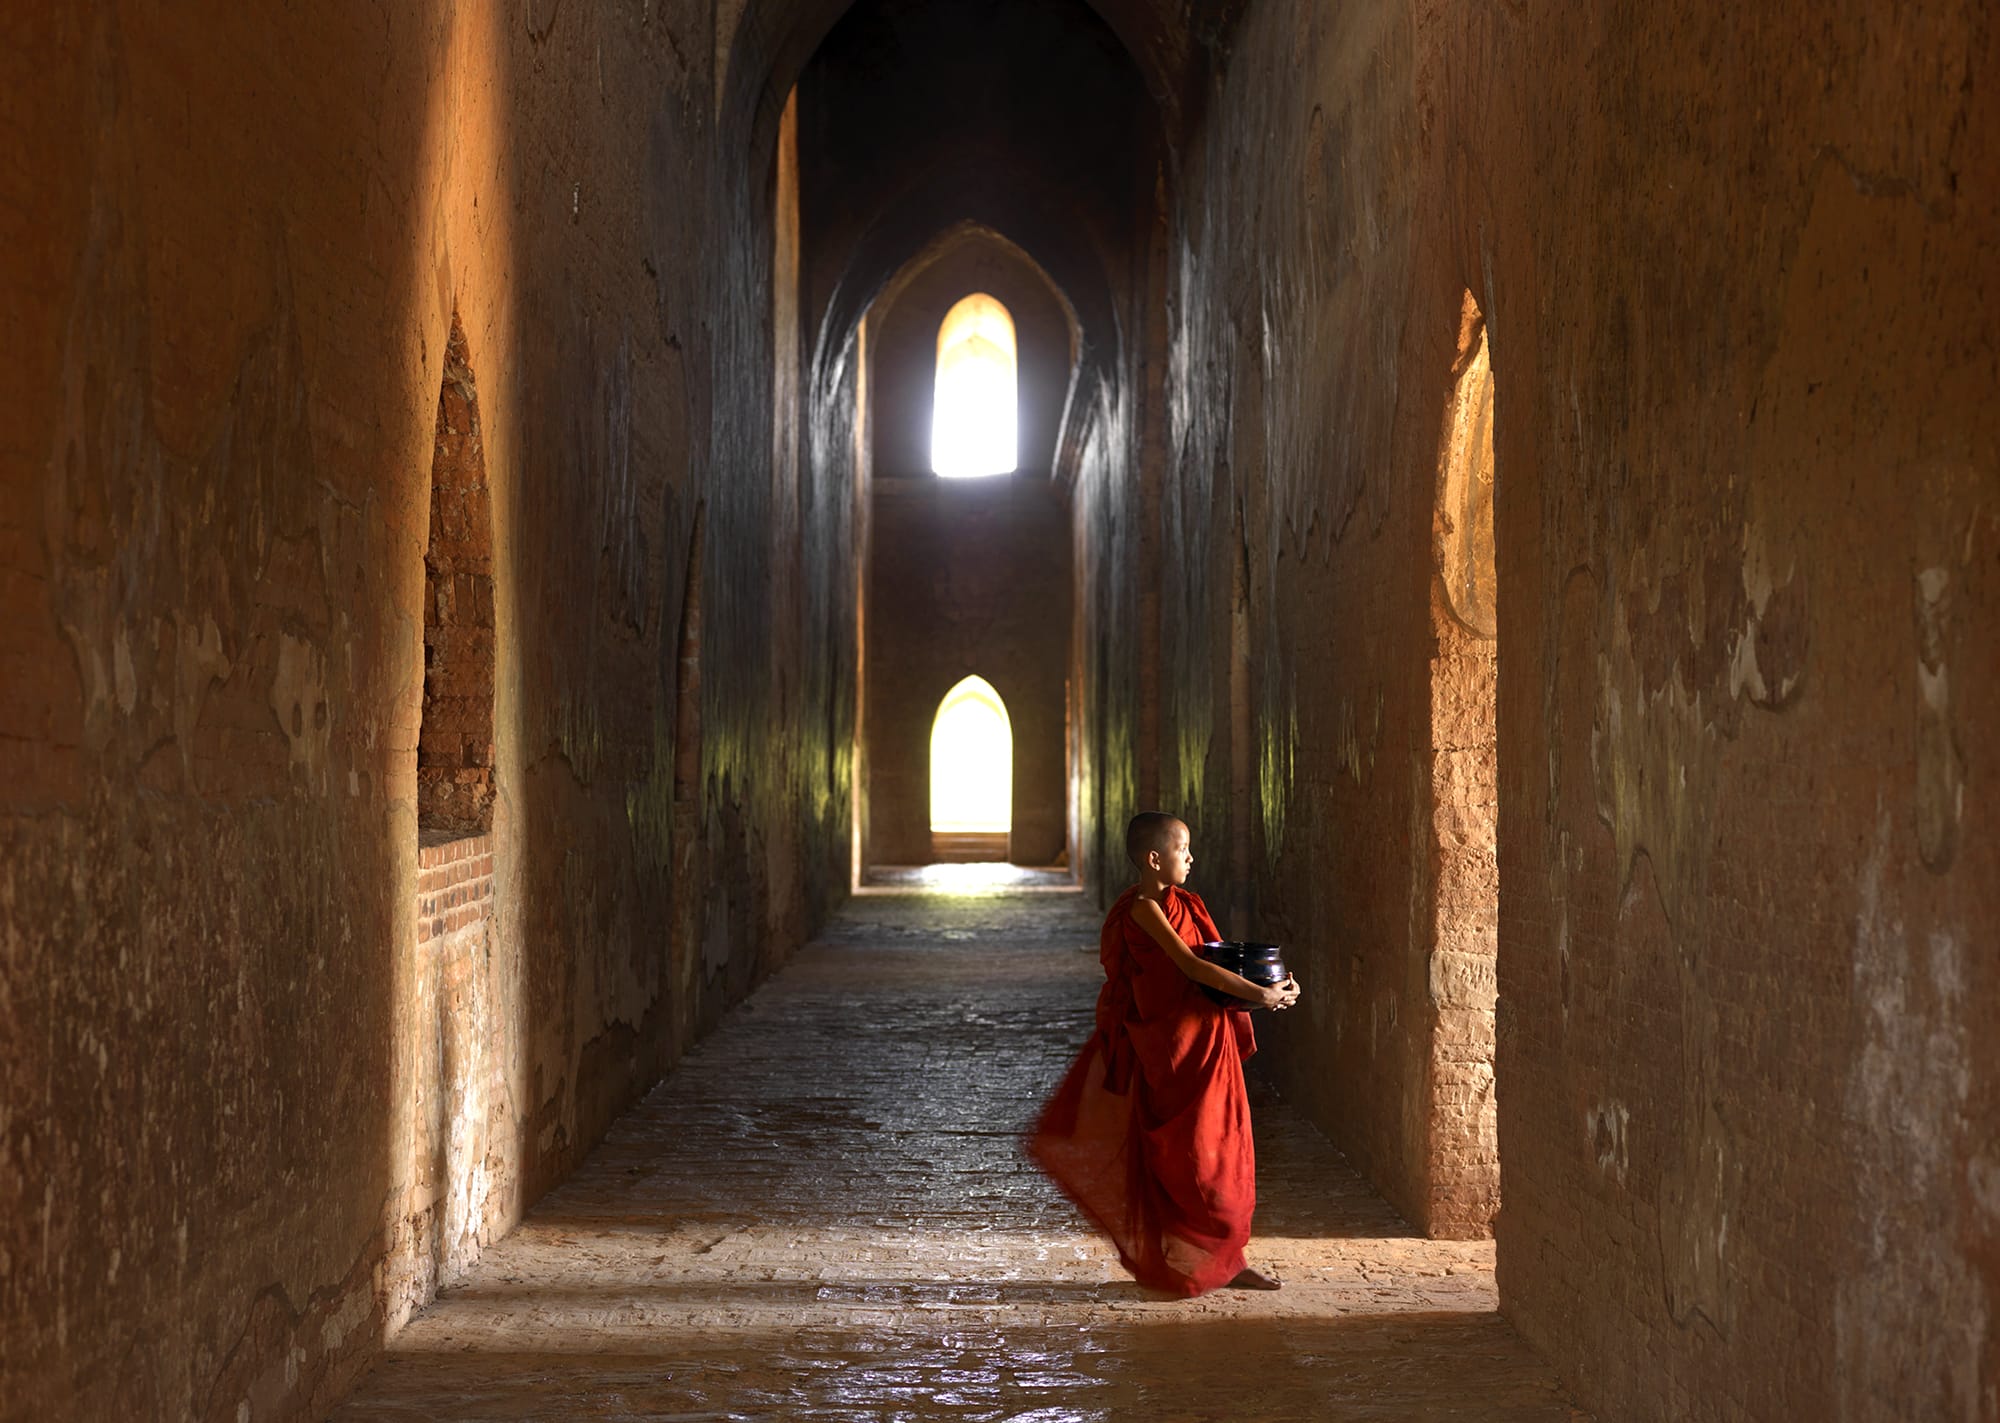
[[929, 675, 1012, 832], [931, 294, 1017, 477]]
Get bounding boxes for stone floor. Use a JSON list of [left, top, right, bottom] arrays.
[[332, 887, 1586, 1422]]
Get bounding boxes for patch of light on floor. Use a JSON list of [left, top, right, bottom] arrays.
[[859, 863, 1080, 895]]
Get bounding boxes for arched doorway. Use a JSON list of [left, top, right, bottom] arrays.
[[930, 674, 1012, 861]]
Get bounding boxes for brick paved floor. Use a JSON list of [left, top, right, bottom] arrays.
[[332, 888, 1586, 1422]]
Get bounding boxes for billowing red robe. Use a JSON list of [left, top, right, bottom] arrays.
[[1028, 884, 1257, 1296]]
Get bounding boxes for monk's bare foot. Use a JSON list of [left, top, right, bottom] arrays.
[[1227, 1266, 1282, 1290]]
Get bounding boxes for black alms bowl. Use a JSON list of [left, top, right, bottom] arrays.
[[1197, 941, 1290, 1010]]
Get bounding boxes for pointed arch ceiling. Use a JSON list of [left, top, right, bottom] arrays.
[[783, 0, 1185, 430], [718, 0, 1241, 162]]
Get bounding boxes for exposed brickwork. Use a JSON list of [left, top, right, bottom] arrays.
[[414, 832, 495, 944], [864, 231, 1076, 483], [858, 233, 1077, 871], [417, 320, 496, 835], [389, 833, 509, 1324]]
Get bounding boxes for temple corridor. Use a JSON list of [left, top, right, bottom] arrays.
[[5, 0, 1996, 1418], [330, 889, 1580, 1421]]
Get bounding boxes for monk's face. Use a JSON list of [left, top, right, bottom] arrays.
[[1157, 820, 1193, 885]]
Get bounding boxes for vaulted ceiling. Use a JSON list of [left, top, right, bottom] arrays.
[[798, 0, 1152, 383], [723, 0, 1251, 150], [719, 0, 1253, 459]]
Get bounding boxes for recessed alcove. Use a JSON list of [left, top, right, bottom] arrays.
[[1424, 290, 1500, 1237], [417, 314, 496, 837], [399, 313, 508, 1314]]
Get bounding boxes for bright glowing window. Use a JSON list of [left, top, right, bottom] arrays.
[[929, 675, 1012, 832], [931, 294, 1018, 477]]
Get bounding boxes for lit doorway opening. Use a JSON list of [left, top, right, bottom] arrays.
[[931, 294, 1018, 477], [930, 675, 1012, 861]]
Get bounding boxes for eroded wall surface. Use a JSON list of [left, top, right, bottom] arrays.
[[1127, 0, 1998, 1416], [0, 5, 850, 1417], [1490, 7, 1998, 1415]]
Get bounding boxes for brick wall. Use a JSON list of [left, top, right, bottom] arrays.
[[387, 834, 510, 1322], [418, 318, 496, 834], [415, 832, 495, 954], [864, 233, 1075, 484]]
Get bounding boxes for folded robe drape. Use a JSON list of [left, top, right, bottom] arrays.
[[1028, 884, 1257, 1296]]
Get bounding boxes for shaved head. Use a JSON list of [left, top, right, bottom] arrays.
[[1126, 811, 1185, 870]]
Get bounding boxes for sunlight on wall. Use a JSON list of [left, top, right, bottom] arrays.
[[931, 294, 1018, 477], [930, 675, 1013, 831], [1438, 293, 1496, 638]]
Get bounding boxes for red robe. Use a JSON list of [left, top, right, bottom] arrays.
[[1028, 884, 1257, 1296]]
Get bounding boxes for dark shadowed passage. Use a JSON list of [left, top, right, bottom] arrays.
[[331, 890, 1585, 1421]]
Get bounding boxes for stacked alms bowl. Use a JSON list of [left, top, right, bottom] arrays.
[[1196, 941, 1289, 1010]]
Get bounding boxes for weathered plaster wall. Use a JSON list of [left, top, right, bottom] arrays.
[[1133, 0, 2000, 1416], [0, 4, 850, 1418], [1489, 7, 1998, 1416]]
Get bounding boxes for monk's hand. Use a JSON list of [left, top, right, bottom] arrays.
[[1259, 975, 1301, 1012]]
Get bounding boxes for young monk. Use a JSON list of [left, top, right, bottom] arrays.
[[1029, 811, 1301, 1295]]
